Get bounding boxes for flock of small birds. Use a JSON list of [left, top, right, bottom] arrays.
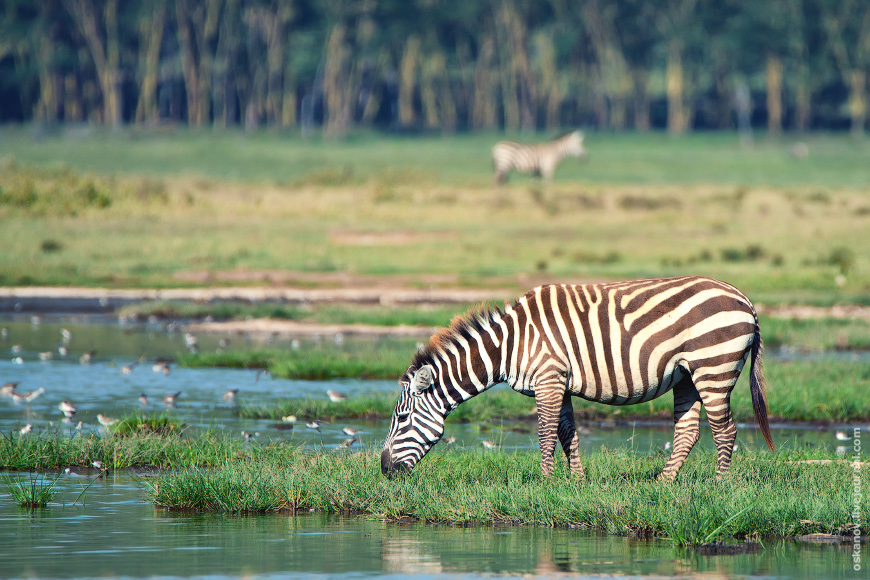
[[2, 325, 370, 449]]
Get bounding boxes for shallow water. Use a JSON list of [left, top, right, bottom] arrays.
[[1, 316, 868, 580], [0, 472, 865, 580]]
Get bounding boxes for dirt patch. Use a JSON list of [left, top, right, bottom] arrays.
[[757, 304, 870, 322], [184, 319, 440, 338]]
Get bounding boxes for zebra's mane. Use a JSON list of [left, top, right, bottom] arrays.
[[410, 302, 505, 371]]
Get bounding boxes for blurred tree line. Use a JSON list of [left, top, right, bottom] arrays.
[[1, 0, 869, 136]]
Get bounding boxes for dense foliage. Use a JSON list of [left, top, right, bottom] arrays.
[[1, 0, 869, 134]]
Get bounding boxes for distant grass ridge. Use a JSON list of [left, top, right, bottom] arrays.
[[143, 446, 868, 545]]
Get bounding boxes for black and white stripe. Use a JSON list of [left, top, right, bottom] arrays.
[[381, 275, 774, 480], [491, 131, 586, 184]]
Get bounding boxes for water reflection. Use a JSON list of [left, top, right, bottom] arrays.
[[1, 472, 866, 579]]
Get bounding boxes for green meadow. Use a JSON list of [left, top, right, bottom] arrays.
[[0, 129, 867, 308]]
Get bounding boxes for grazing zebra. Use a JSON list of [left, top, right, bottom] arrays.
[[491, 131, 587, 184], [381, 275, 774, 481]]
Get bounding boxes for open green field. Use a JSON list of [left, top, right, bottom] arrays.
[[0, 128, 868, 307]]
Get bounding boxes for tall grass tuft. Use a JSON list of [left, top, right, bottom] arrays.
[[3, 472, 62, 508]]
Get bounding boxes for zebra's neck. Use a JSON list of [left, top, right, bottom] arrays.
[[422, 307, 512, 412]]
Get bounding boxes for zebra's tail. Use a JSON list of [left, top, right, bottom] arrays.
[[749, 319, 775, 451]]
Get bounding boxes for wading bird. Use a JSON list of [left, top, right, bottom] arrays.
[[0, 381, 19, 396], [163, 392, 181, 407], [59, 400, 77, 418], [327, 390, 346, 402], [223, 389, 239, 401], [97, 414, 118, 427]]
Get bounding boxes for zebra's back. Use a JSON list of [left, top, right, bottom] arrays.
[[510, 276, 757, 405]]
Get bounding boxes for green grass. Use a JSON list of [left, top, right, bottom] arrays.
[[238, 359, 870, 424], [142, 445, 868, 545], [0, 130, 868, 307], [2, 472, 62, 508], [0, 429, 250, 471], [110, 412, 185, 437]]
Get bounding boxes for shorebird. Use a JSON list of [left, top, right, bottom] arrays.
[[223, 389, 239, 402], [290, 339, 300, 350], [836, 430, 853, 441], [11, 357, 23, 365], [342, 426, 361, 437], [1, 327, 7, 339], [306, 420, 322, 432], [120, 354, 146, 375], [219, 338, 230, 349], [282, 415, 297, 423], [338, 437, 356, 449], [138, 393, 149, 406], [163, 392, 181, 407], [39, 351, 53, 361], [61, 328, 72, 342], [79, 350, 96, 365], [57, 345, 68, 357], [184, 333, 198, 350], [663, 441, 672, 451], [59, 400, 78, 418], [255, 369, 271, 382], [241, 430, 254, 442], [481, 440, 499, 449], [11, 386, 44, 403], [0, 381, 19, 396], [19, 424, 32, 436], [97, 414, 118, 427], [326, 390, 346, 403], [151, 361, 171, 376], [11, 344, 21, 354], [443, 436, 456, 445]]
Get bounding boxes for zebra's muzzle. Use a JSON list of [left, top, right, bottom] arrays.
[[380, 448, 411, 478]]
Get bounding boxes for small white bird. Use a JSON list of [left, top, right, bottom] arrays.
[[282, 415, 297, 423], [61, 328, 73, 342], [306, 421, 322, 432], [241, 430, 254, 442], [18, 424, 32, 436], [39, 351, 53, 361], [120, 353, 147, 375], [138, 393, 149, 406], [342, 427, 361, 437], [97, 414, 118, 427], [338, 437, 356, 449], [11, 344, 22, 353], [223, 389, 239, 401], [663, 441, 672, 451], [327, 390, 346, 403], [255, 369, 271, 382], [184, 333, 198, 348], [79, 350, 95, 365], [443, 436, 457, 445], [0, 381, 19, 396], [481, 440, 499, 449], [11, 386, 44, 403], [57, 345, 68, 357], [152, 362, 171, 375], [11, 357, 23, 365], [91, 460, 104, 470], [59, 400, 78, 418], [836, 430, 853, 441], [163, 391, 181, 406]]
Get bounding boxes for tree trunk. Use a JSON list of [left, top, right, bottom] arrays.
[[666, 39, 686, 134], [848, 70, 866, 139], [398, 35, 420, 127], [135, 0, 166, 124], [176, 0, 200, 125], [766, 54, 782, 136], [633, 70, 650, 131]]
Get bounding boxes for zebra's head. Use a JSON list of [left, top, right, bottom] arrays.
[[567, 131, 587, 159], [381, 361, 447, 477]]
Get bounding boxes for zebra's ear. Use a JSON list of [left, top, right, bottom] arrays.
[[411, 365, 434, 395]]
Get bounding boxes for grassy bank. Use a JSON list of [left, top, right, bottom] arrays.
[[0, 429, 251, 471], [239, 359, 870, 424], [143, 445, 867, 546]]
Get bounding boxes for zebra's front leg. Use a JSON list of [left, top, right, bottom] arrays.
[[535, 387, 564, 477], [658, 377, 702, 482], [557, 394, 585, 478]]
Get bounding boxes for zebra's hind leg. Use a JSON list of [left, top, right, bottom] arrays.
[[535, 384, 565, 477], [698, 387, 738, 478], [658, 377, 702, 482], [557, 394, 585, 478]]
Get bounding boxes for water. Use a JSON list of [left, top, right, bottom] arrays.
[[1, 316, 867, 579], [0, 472, 864, 580]]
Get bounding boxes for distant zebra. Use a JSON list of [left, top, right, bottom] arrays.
[[491, 131, 587, 184], [381, 275, 774, 481]]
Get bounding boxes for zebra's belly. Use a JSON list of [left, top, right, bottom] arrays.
[[568, 362, 688, 406]]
